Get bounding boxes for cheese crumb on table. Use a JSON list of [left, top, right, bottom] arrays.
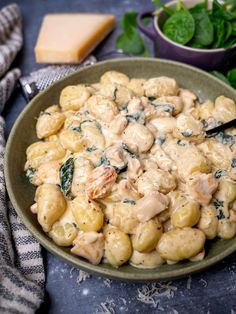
[[35, 13, 116, 64]]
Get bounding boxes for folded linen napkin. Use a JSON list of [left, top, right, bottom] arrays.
[[0, 4, 45, 314]]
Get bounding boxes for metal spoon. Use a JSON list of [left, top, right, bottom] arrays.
[[205, 118, 236, 137]]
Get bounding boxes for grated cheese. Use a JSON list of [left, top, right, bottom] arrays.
[[103, 278, 112, 288], [187, 276, 192, 290], [96, 298, 115, 314], [137, 282, 177, 309], [76, 269, 91, 283]]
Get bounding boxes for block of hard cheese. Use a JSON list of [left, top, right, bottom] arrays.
[[35, 13, 116, 64]]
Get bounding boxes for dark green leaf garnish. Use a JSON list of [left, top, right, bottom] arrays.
[[163, 9, 195, 45], [122, 143, 138, 158], [189, 5, 214, 46], [39, 111, 51, 116], [26, 166, 37, 183], [153, 0, 175, 15], [113, 87, 118, 101], [116, 11, 149, 56], [123, 198, 136, 205], [72, 120, 101, 133], [227, 69, 236, 89], [96, 154, 127, 174], [201, 119, 209, 128], [152, 102, 174, 113], [214, 132, 235, 146], [181, 130, 193, 137], [214, 169, 227, 179], [72, 125, 82, 133], [231, 157, 236, 168], [212, 0, 236, 20], [121, 103, 128, 112], [177, 139, 186, 146], [217, 209, 226, 220], [213, 199, 224, 209], [155, 134, 166, 145], [148, 97, 156, 102], [126, 112, 145, 124], [96, 155, 111, 168], [59, 158, 74, 197], [86, 146, 98, 152]]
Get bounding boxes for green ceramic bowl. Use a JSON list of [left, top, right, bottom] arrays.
[[5, 58, 236, 281]]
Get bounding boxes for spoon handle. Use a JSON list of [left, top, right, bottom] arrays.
[[206, 119, 236, 137]]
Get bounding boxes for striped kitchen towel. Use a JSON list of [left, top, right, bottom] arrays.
[[0, 4, 45, 314], [0, 3, 22, 112]]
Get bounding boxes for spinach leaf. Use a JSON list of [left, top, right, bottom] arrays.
[[152, 101, 174, 113], [123, 198, 136, 205], [96, 155, 111, 167], [215, 131, 235, 146], [72, 120, 101, 133], [163, 9, 195, 45], [116, 12, 149, 56], [224, 21, 233, 41], [231, 157, 236, 168], [188, 42, 206, 49], [86, 146, 98, 152], [212, 0, 236, 20], [155, 134, 166, 145], [213, 199, 224, 210], [72, 125, 82, 133], [126, 112, 146, 124], [217, 209, 226, 220], [214, 169, 227, 179], [223, 36, 236, 48], [189, 5, 213, 46], [116, 31, 147, 55], [153, 0, 175, 16], [39, 111, 51, 116], [177, 139, 187, 146], [26, 166, 37, 183], [96, 154, 127, 174], [122, 143, 138, 159], [232, 20, 236, 35], [148, 97, 157, 102], [121, 103, 128, 112], [59, 158, 74, 197], [212, 19, 225, 48], [227, 69, 236, 88], [201, 119, 209, 128], [182, 130, 193, 137]]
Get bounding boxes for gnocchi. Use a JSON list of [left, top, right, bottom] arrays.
[[25, 70, 236, 269]]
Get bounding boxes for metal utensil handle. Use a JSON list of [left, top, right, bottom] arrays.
[[206, 118, 236, 137]]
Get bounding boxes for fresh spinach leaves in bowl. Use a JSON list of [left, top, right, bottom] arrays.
[[154, 0, 236, 49]]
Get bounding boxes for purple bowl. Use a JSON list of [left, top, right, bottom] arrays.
[[137, 0, 236, 71]]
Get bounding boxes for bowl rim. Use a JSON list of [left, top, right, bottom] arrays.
[[4, 57, 236, 281], [153, 0, 236, 53]]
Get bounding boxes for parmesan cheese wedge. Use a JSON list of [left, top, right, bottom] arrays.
[[35, 13, 116, 64]]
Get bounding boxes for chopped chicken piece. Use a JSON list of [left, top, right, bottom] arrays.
[[230, 209, 236, 223], [86, 165, 117, 199], [127, 156, 143, 180], [109, 114, 128, 135], [71, 231, 104, 265], [186, 173, 218, 206], [135, 191, 169, 222]]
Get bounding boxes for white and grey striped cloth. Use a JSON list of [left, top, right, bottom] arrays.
[[0, 4, 45, 314]]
